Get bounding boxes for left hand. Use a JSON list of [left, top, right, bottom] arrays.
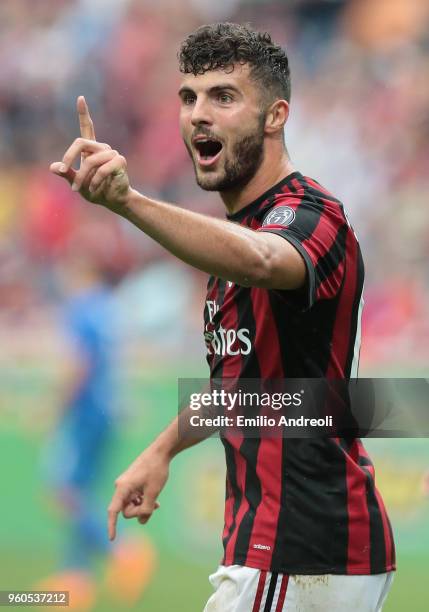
[[49, 96, 131, 213], [107, 445, 168, 541]]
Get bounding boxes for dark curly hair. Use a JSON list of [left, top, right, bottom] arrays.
[[178, 22, 291, 105]]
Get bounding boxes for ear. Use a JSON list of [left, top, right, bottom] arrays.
[[264, 100, 289, 135]]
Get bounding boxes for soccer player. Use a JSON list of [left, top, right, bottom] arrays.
[[38, 253, 157, 608], [50, 23, 395, 612]]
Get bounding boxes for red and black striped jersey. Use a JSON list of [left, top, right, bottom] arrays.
[[203, 171, 395, 575]]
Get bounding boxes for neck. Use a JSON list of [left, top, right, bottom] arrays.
[[220, 145, 295, 216]]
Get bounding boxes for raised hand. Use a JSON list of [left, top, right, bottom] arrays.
[[50, 96, 130, 212]]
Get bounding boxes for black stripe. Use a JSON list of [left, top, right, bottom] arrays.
[[313, 222, 348, 290], [268, 290, 340, 377], [263, 573, 279, 611], [221, 440, 242, 557], [211, 279, 227, 378], [362, 467, 387, 573], [207, 275, 216, 292], [271, 439, 349, 573], [233, 437, 262, 564], [303, 180, 343, 205]]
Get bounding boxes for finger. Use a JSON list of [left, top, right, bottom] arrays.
[[72, 149, 117, 192], [123, 504, 144, 519], [88, 156, 126, 194], [130, 498, 160, 510], [50, 161, 76, 185], [130, 494, 160, 507], [61, 138, 111, 174], [132, 494, 143, 506], [122, 499, 160, 518], [123, 489, 158, 522], [77, 95, 96, 140], [130, 494, 160, 510], [137, 490, 158, 525], [77, 95, 96, 164], [107, 493, 126, 541]]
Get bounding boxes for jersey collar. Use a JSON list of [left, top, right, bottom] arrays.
[[226, 171, 303, 223]]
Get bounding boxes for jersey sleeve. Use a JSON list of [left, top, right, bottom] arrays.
[[258, 198, 349, 309]]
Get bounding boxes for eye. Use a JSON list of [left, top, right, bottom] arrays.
[[182, 93, 196, 105], [218, 93, 233, 104]]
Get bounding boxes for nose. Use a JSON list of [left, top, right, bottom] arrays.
[[190, 96, 213, 127]]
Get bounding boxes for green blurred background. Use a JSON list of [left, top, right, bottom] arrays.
[[1, 364, 428, 611], [1, 0, 429, 610]]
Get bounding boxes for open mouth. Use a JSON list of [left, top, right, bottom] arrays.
[[193, 138, 223, 166]]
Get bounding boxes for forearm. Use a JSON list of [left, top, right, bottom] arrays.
[[150, 405, 216, 460], [121, 188, 271, 286], [52, 135, 304, 291]]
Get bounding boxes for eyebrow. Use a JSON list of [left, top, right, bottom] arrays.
[[178, 84, 241, 97]]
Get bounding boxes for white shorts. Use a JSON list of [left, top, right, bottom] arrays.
[[203, 565, 394, 612]]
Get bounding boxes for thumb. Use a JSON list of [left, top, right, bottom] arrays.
[[123, 499, 161, 518], [50, 161, 76, 185], [137, 491, 158, 524]]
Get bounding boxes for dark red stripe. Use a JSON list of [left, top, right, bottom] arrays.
[[304, 177, 342, 203], [219, 281, 243, 560], [301, 210, 344, 270], [252, 571, 267, 612], [221, 475, 234, 546], [373, 486, 394, 569], [253, 195, 302, 225], [344, 441, 370, 572], [316, 258, 345, 301], [250, 287, 284, 379], [387, 514, 396, 569], [245, 288, 284, 566], [289, 177, 304, 193], [275, 575, 289, 611]]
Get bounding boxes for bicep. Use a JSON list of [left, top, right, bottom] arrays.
[[256, 231, 307, 290]]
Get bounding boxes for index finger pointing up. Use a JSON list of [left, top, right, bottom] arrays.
[[77, 95, 96, 140]]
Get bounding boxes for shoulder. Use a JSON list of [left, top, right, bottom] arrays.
[[259, 174, 346, 223]]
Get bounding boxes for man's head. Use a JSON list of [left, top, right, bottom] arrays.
[[178, 23, 291, 192]]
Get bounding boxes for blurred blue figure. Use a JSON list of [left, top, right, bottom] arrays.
[[39, 250, 157, 610], [59, 257, 117, 568], [39, 252, 119, 609]]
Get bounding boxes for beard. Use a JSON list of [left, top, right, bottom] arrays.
[[185, 114, 266, 192]]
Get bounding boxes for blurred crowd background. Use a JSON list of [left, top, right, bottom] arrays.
[[0, 1, 428, 611], [1, 0, 429, 369]]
